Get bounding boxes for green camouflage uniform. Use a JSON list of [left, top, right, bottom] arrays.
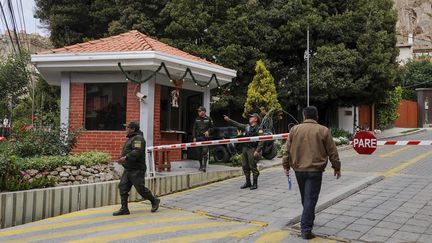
[[192, 115, 214, 170], [227, 119, 264, 179], [119, 131, 156, 204]]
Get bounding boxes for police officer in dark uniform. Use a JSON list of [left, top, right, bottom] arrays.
[[113, 121, 160, 216], [192, 106, 214, 172], [224, 113, 264, 190]]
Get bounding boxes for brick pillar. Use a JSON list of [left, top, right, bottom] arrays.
[[69, 83, 85, 130], [153, 84, 161, 146], [126, 83, 140, 124]]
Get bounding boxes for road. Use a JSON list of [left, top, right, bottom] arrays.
[[0, 130, 431, 242]]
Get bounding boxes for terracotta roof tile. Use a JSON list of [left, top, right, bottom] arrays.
[[38, 30, 220, 67]]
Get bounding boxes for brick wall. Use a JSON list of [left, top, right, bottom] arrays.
[[70, 83, 140, 159]]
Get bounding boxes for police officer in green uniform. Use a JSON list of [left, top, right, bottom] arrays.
[[113, 121, 160, 216], [224, 113, 264, 190], [192, 106, 214, 172]]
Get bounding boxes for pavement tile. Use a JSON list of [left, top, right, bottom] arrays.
[[314, 226, 341, 236], [399, 224, 428, 234], [391, 231, 421, 242], [360, 233, 389, 242], [344, 210, 366, 217], [335, 229, 364, 240], [362, 213, 388, 220], [345, 224, 373, 234], [418, 234, 432, 243], [366, 227, 396, 237], [354, 218, 379, 227], [375, 221, 403, 230], [324, 220, 350, 229]]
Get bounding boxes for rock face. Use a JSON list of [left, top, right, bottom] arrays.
[[394, 0, 432, 47]]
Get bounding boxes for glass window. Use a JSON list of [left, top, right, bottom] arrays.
[[85, 83, 126, 131]]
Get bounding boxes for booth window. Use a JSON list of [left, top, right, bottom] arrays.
[[85, 83, 127, 130]]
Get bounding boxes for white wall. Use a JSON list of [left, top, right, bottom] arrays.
[[338, 107, 356, 134], [397, 46, 413, 65]]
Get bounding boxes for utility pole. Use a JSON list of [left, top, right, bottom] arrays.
[[306, 27, 310, 107]]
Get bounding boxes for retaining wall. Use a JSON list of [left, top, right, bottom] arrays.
[[0, 169, 243, 229]]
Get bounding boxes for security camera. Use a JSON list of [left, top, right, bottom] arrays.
[[136, 92, 147, 102]]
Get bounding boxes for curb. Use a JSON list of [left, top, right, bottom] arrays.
[[285, 174, 385, 226]]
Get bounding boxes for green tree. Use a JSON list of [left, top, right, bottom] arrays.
[[0, 53, 29, 120], [402, 58, 432, 100], [377, 86, 403, 129], [243, 60, 282, 117]]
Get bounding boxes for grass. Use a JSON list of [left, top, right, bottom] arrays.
[[400, 128, 421, 134]]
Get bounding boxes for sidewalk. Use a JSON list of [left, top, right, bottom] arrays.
[[375, 127, 425, 140]]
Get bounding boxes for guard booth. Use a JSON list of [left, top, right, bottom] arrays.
[[417, 88, 432, 128], [31, 30, 237, 172]]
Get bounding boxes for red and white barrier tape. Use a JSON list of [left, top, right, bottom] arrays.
[[147, 133, 290, 151], [350, 140, 432, 146]]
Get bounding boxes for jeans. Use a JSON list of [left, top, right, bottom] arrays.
[[295, 171, 323, 233]]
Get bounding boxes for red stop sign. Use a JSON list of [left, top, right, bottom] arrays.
[[353, 131, 377, 155]]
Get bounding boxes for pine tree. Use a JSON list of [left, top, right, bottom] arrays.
[[243, 60, 282, 118]]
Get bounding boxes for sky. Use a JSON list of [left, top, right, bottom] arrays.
[[1, 0, 48, 36]]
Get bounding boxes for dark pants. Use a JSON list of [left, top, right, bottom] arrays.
[[119, 169, 155, 203], [196, 137, 209, 168], [295, 171, 323, 233], [242, 147, 260, 179]]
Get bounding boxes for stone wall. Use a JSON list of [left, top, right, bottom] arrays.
[[21, 164, 120, 187]]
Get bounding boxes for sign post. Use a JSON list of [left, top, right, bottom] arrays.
[[353, 131, 377, 155]]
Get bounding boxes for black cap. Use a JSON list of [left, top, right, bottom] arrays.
[[197, 106, 206, 112], [249, 113, 261, 122], [126, 121, 140, 130]]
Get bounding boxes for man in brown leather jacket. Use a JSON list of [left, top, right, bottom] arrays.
[[282, 106, 341, 240]]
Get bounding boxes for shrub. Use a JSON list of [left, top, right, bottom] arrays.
[[333, 137, 342, 146], [15, 152, 112, 171], [230, 153, 242, 167], [13, 126, 79, 157], [3, 176, 57, 191], [330, 128, 351, 139]]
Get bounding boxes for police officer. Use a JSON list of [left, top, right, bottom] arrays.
[[113, 121, 160, 216], [192, 106, 214, 172], [224, 113, 264, 190]]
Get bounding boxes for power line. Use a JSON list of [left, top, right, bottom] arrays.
[[6, 0, 21, 53], [17, 0, 29, 50], [397, 33, 432, 45], [0, 0, 16, 53]]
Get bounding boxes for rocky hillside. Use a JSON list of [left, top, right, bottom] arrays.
[[395, 0, 432, 47]]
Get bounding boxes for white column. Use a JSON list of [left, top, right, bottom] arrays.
[[140, 79, 155, 147], [60, 72, 70, 132], [203, 88, 211, 113]]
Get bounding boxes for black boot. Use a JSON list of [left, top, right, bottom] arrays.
[[250, 177, 258, 190], [198, 160, 203, 171], [151, 198, 160, 213], [113, 200, 130, 216], [240, 177, 252, 189], [202, 157, 207, 172]]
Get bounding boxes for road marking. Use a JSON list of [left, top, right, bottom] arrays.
[[381, 150, 432, 177], [379, 146, 412, 158], [153, 227, 261, 243], [255, 230, 290, 243], [67, 221, 244, 243], [0, 210, 172, 237], [38, 204, 150, 222], [7, 215, 205, 243]]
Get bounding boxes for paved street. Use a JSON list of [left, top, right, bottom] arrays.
[[0, 130, 431, 242]]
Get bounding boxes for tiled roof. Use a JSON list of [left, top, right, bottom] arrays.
[[38, 30, 219, 67]]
